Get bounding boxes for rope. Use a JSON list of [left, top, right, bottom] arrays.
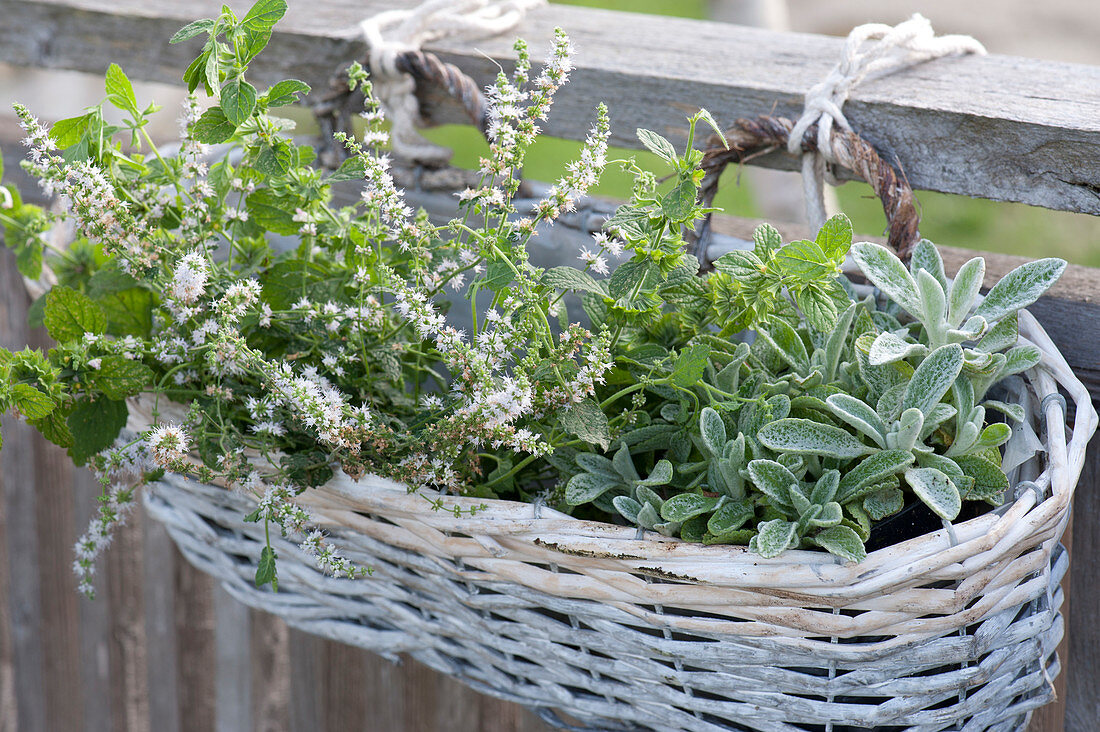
[[789, 14, 985, 230], [360, 0, 545, 164]]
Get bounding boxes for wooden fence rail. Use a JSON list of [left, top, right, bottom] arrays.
[[1, 1, 1099, 730]]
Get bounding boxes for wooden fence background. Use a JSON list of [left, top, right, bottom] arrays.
[[1, 1, 1099, 730]]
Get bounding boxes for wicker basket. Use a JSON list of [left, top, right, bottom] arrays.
[[136, 306, 1097, 732]]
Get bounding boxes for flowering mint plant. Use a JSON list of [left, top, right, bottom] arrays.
[[0, 0, 1066, 595]]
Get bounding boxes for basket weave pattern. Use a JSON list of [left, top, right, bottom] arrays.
[[141, 310, 1096, 732]]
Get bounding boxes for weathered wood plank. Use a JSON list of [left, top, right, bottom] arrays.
[[321, 641, 369, 731], [3, 0, 1100, 214], [214, 585, 253, 732], [0, 248, 47, 732], [175, 556, 217, 731], [249, 610, 290, 732], [287, 630, 320, 732], [106, 507, 149, 732], [31, 404, 84, 732], [73, 469, 113, 732], [143, 517, 181, 732], [1065, 430, 1100, 732]]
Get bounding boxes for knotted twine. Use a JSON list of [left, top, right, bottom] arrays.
[[360, 0, 545, 165], [790, 14, 985, 230]]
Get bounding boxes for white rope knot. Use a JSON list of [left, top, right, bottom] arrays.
[[789, 14, 986, 229], [360, 0, 545, 165]]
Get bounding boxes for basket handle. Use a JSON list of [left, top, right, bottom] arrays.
[[690, 115, 921, 266]]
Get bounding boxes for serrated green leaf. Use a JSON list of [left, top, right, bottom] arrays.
[[96, 287, 154, 338], [266, 79, 310, 107], [776, 239, 832, 280], [105, 64, 138, 114], [44, 286, 107, 342], [245, 189, 299, 235], [813, 525, 866, 562], [660, 179, 696, 224], [973, 258, 1066, 323], [191, 106, 236, 144], [67, 397, 127, 465], [902, 344, 963, 417], [670, 343, 710, 387], [49, 114, 91, 149], [542, 266, 604, 295], [660, 493, 718, 523], [758, 418, 874, 459], [905, 467, 961, 520], [851, 241, 922, 316], [794, 286, 840, 332], [752, 224, 782, 258], [241, 0, 288, 61], [170, 18, 216, 44], [221, 78, 257, 125], [11, 384, 54, 420], [255, 139, 294, 176], [325, 156, 366, 182], [559, 398, 610, 450], [636, 128, 677, 163], [255, 544, 278, 590], [815, 214, 853, 262], [85, 356, 152, 400]]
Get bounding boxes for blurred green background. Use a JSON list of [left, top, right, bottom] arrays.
[[418, 0, 1100, 267]]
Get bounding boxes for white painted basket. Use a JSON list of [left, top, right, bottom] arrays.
[[138, 309, 1096, 732]]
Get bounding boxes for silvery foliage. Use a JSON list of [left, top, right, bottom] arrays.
[[566, 222, 1065, 563]]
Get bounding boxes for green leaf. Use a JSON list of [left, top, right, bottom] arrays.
[[255, 544, 278, 590], [776, 239, 832, 280], [977, 422, 1011, 449], [905, 467, 961, 520], [1000, 345, 1041, 377], [916, 268, 947, 329], [105, 64, 138, 114], [837, 450, 914, 502], [191, 107, 236, 144], [325, 156, 366, 182], [794, 286, 840, 332], [96, 287, 154, 338], [11, 384, 54, 420], [670, 343, 710, 387], [542, 266, 604, 295], [699, 406, 726, 456], [221, 78, 257, 125], [851, 242, 922, 316], [758, 319, 809, 373], [948, 257, 985, 327], [636, 128, 677, 164], [758, 418, 874, 459], [660, 493, 719, 523], [612, 495, 642, 523], [255, 139, 294, 176], [245, 189, 299, 234], [15, 238, 43, 280], [863, 485, 905, 520], [85, 356, 153, 400], [826, 394, 886, 446], [241, 0, 288, 61], [973, 258, 1066, 323], [868, 331, 926, 366], [44, 286, 107, 342], [170, 18, 216, 44], [707, 499, 754, 536], [910, 239, 947, 291], [977, 313, 1018, 353], [815, 214, 853, 262], [67, 397, 127, 466], [813, 525, 867, 562], [752, 519, 797, 558], [902, 344, 963, 417], [559, 398, 611, 450], [564, 472, 618, 505], [747, 459, 799, 511], [660, 179, 696, 223], [752, 224, 782, 258], [955, 454, 1009, 500], [266, 79, 311, 107], [49, 114, 91, 149], [31, 409, 73, 449]]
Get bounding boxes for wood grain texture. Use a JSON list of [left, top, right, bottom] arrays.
[[3, 0, 1100, 214], [106, 507, 149, 732], [143, 518, 181, 732], [1065, 430, 1100, 732], [250, 610, 290, 732], [174, 556, 216, 731]]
